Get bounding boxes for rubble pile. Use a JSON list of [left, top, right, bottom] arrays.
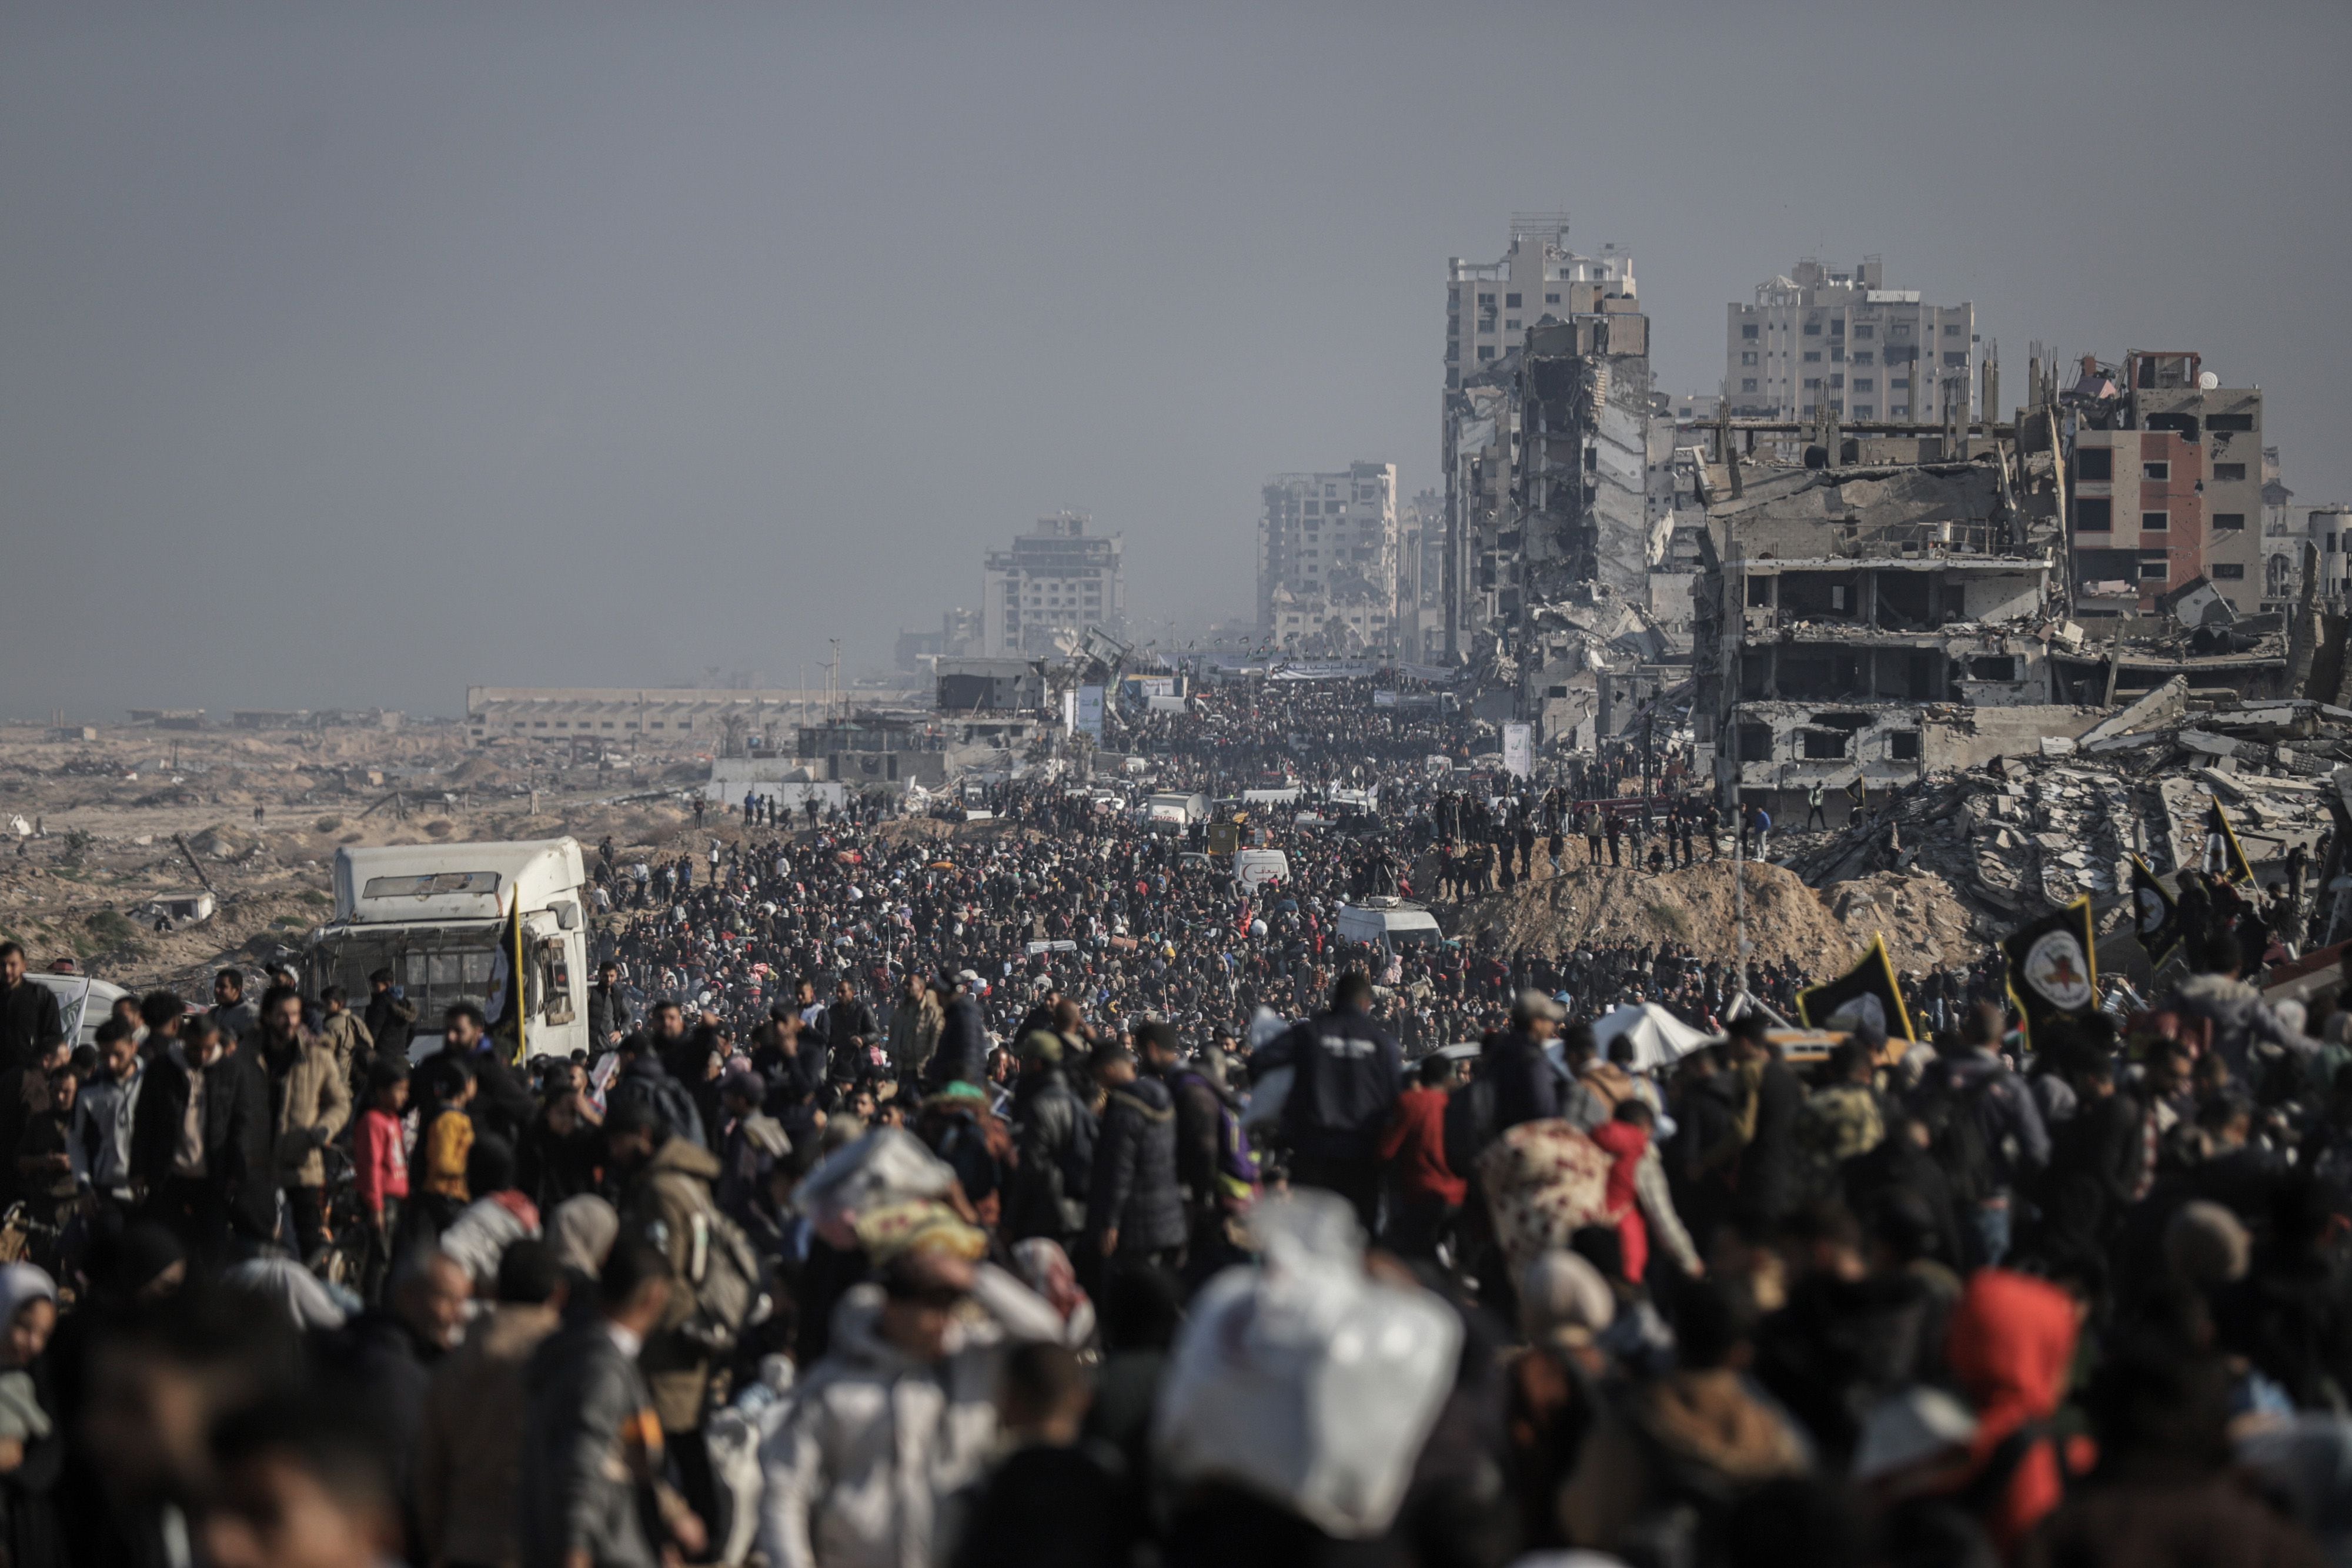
[[1786, 694, 2346, 924], [1822, 869, 1980, 973], [1461, 861, 1859, 970]]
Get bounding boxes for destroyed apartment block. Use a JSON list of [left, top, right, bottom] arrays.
[[1441, 278, 1676, 679], [1694, 452, 2099, 815]]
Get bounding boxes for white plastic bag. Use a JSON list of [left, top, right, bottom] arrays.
[[791, 1127, 957, 1246], [1151, 1191, 1461, 1537]]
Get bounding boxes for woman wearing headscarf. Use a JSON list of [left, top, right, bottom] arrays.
[[0, 1263, 63, 1568], [1504, 1251, 1617, 1552]]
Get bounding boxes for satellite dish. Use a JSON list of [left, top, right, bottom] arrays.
[[2198, 371, 2220, 390]]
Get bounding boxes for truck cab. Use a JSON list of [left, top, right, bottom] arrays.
[[305, 837, 590, 1062]]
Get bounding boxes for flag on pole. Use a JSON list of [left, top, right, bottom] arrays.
[[489, 893, 527, 1064], [2205, 798, 2255, 885], [2128, 855, 2183, 965], [1796, 934, 1915, 1041], [2002, 896, 2097, 1049]]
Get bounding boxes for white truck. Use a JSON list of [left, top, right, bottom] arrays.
[[1145, 791, 1210, 830], [1334, 898, 1446, 957], [304, 837, 591, 1061]]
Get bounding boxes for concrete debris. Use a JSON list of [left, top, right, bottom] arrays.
[[1785, 702, 2347, 929]]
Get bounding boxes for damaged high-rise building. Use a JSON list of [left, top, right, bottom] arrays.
[[1439, 217, 1675, 669]]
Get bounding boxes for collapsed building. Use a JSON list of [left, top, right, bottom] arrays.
[[1780, 689, 2344, 963], [1692, 424, 2086, 818]]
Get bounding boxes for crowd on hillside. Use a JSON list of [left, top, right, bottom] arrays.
[[0, 678, 2338, 1567]]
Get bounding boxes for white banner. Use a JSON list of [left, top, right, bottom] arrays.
[[1501, 721, 1534, 778]]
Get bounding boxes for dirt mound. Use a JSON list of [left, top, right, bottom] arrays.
[[1458, 860, 1865, 969], [1822, 870, 1982, 975], [447, 755, 511, 788], [188, 823, 263, 862]]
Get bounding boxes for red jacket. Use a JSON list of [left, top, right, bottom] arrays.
[[352, 1106, 409, 1216], [1378, 1087, 1466, 1206]]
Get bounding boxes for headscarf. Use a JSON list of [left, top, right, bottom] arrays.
[[549, 1195, 620, 1278], [1518, 1250, 1615, 1348], [0, 1265, 56, 1350]]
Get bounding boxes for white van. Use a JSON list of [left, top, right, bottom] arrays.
[[1334, 898, 1445, 956], [1231, 848, 1292, 895]]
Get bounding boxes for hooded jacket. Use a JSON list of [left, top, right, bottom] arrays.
[[1006, 1065, 1094, 1243], [755, 1266, 1063, 1568], [619, 1135, 727, 1432], [1946, 1268, 2087, 1556], [1087, 1075, 1187, 1253]]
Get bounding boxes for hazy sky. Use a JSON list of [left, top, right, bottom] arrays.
[[8, 1, 2349, 718]]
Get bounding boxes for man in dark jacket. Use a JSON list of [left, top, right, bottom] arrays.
[[130, 1013, 276, 1259], [519, 1240, 694, 1568], [1250, 972, 1400, 1232], [324, 1248, 472, 1560], [438, 1001, 536, 1148], [1481, 991, 1566, 1135], [824, 979, 879, 1069], [587, 960, 634, 1051], [0, 943, 64, 1077], [1729, 1012, 1805, 1229], [1138, 1021, 1228, 1246], [1086, 1043, 1187, 1269], [925, 971, 992, 1091], [1007, 1032, 1094, 1246]]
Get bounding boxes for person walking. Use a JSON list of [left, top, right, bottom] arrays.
[[258, 984, 350, 1266], [1249, 973, 1400, 1232], [518, 1239, 705, 1568]]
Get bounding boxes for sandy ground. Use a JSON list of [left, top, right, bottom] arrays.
[[0, 721, 724, 998]]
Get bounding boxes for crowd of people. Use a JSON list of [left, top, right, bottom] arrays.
[[0, 676, 2339, 1567]]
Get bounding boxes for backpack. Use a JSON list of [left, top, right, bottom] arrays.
[[1927, 1071, 2002, 1205], [615, 1066, 706, 1150], [677, 1191, 769, 1356], [1174, 1067, 1261, 1210], [1444, 1071, 1498, 1186]]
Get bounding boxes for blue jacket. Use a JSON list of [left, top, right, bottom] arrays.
[[1257, 1009, 1402, 1162]]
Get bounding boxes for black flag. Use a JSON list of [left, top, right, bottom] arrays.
[[2002, 896, 2097, 1049], [1797, 934, 1915, 1042], [2128, 855, 2182, 965], [488, 893, 527, 1063]]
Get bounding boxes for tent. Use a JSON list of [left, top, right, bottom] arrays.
[[1587, 1002, 1717, 1072]]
